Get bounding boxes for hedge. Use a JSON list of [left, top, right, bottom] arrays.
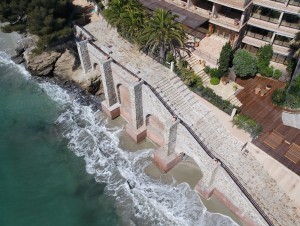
[[233, 114, 262, 138]]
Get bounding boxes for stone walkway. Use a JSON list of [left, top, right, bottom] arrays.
[[84, 19, 300, 226]]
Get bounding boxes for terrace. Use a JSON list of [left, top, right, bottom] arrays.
[[253, 0, 300, 14], [247, 17, 298, 38], [210, 5, 244, 31], [235, 76, 300, 175]]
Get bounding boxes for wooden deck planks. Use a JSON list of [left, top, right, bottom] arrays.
[[235, 76, 300, 175]]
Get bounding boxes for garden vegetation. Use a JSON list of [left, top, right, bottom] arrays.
[[0, 0, 73, 50]]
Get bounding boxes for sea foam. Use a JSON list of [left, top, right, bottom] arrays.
[[1, 52, 239, 226]]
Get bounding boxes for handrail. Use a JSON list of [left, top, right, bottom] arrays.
[[76, 26, 274, 225], [144, 81, 274, 226]]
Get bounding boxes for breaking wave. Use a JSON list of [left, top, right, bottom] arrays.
[[1, 52, 238, 226]]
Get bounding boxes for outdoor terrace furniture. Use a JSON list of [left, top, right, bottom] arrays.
[[263, 130, 285, 149], [284, 143, 300, 164], [260, 88, 268, 96]]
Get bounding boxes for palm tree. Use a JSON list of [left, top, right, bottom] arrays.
[[119, 1, 146, 42], [102, 0, 128, 29], [138, 9, 186, 62]]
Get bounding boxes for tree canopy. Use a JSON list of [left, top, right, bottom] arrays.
[[218, 42, 233, 75], [138, 9, 186, 61], [0, 0, 72, 49], [233, 49, 257, 77]]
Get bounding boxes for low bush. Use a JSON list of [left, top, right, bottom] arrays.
[[204, 66, 210, 74], [209, 68, 222, 78], [273, 69, 282, 80], [210, 77, 220, 85], [196, 86, 239, 115], [166, 52, 175, 63], [233, 114, 262, 138], [272, 89, 286, 106]]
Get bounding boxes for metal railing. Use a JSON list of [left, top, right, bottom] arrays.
[[76, 25, 274, 225]]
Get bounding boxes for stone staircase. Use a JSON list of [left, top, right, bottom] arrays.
[[154, 76, 243, 153], [186, 53, 242, 107], [186, 54, 210, 84], [153, 73, 300, 226]]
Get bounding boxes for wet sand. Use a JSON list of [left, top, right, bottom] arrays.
[[107, 116, 243, 225]]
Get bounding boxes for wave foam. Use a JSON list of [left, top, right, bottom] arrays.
[[3, 58, 239, 226]]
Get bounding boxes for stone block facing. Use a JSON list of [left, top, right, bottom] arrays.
[[152, 148, 184, 173], [125, 124, 147, 143], [100, 58, 118, 107], [76, 40, 92, 74], [101, 101, 120, 119]]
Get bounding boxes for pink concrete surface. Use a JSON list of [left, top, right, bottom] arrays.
[[196, 180, 257, 226], [152, 149, 184, 173], [125, 124, 147, 143], [101, 101, 120, 119]]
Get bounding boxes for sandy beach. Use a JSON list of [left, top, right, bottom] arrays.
[[109, 116, 243, 225]]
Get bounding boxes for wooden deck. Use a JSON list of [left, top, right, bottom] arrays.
[[236, 76, 300, 175]]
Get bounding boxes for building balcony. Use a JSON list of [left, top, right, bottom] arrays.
[[242, 35, 292, 56], [247, 17, 298, 38], [253, 0, 300, 14], [208, 0, 251, 11], [210, 14, 241, 31]]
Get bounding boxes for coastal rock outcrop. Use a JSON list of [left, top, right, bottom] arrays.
[[54, 49, 102, 95], [24, 50, 62, 77]]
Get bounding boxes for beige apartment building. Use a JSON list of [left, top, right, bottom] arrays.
[[139, 0, 300, 66]]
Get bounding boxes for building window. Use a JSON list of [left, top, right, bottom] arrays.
[[246, 26, 273, 42], [271, 0, 287, 3], [281, 14, 300, 29], [242, 44, 259, 55], [272, 53, 289, 65], [252, 6, 281, 24], [289, 0, 300, 7], [273, 35, 292, 47]]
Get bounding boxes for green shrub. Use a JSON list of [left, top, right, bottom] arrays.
[[285, 94, 300, 109], [209, 68, 221, 78], [196, 86, 239, 115], [166, 52, 175, 63], [177, 59, 188, 70], [260, 66, 274, 77], [210, 77, 220, 85], [273, 69, 282, 80], [272, 89, 286, 106], [233, 114, 262, 138], [204, 66, 210, 74], [257, 45, 273, 74], [218, 42, 233, 74], [233, 49, 257, 77]]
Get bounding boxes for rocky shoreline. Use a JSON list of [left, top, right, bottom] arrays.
[[10, 36, 103, 97]]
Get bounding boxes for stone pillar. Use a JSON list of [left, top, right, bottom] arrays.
[[239, 11, 246, 28], [152, 118, 183, 173], [270, 32, 276, 44], [100, 57, 120, 119], [212, 4, 216, 16], [76, 40, 92, 74], [125, 80, 147, 143], [164, 118, 180, 155], [278, 12, 284, 27]]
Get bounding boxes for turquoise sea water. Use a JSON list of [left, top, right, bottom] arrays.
[[0, 53, 239, 226], [0, 55, 120, 226]]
